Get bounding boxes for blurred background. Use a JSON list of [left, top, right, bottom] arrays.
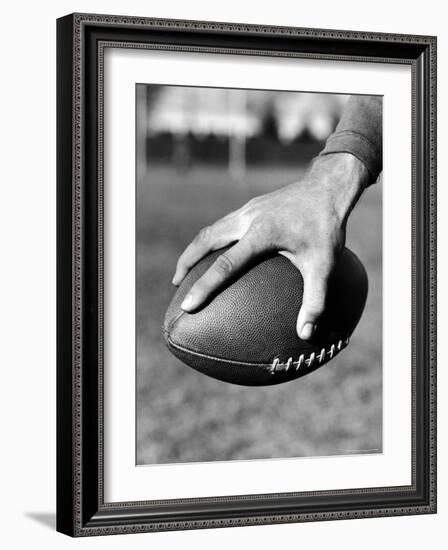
[[136, 85, 382, 465]]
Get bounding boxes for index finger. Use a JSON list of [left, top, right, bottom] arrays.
[[180, 232, 262, 312], [172, 217, 240, 286]]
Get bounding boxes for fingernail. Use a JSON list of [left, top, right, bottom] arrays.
[[300, 322, 314, 340], [181, 294, 194, 311], [172, 275, 179, 286]]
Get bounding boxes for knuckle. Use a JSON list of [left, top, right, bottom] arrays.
[[237, 209, 253, 230], [235, 203, 257, 230], [243, 196, 259, 210], [248, 218, 267, 239], [196, 225, 212, 243], [213, 253, 234, 276], [247, 219, 279, 250]]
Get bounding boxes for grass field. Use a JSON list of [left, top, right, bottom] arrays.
[[136, 164, 382, 465]]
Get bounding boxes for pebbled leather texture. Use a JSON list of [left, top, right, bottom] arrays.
[[164, 247, 368, 386]]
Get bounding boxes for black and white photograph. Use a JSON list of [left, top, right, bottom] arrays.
[[136, 85, 383, 465], [54, 11, 437, 538], [1, 0, 444, 543]]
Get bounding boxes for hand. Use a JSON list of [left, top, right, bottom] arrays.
[[172, 153, 369, 339]]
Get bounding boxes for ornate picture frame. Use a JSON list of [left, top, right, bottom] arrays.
[[57, 13, 436, 536]]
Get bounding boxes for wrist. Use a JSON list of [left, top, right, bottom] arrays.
[[308, 152, 369, 225]]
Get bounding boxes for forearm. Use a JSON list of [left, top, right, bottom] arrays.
[[319, 95, 383, 184]]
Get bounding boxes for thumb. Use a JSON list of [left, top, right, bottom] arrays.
[[296, 262, 330, 340]]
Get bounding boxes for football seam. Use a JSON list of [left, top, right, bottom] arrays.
[[165, 334, 349, 374]]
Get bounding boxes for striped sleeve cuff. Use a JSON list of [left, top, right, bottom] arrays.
[[319, 130, 382, 185]]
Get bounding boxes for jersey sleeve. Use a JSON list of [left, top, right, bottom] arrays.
[[319, 95, 383, 185]]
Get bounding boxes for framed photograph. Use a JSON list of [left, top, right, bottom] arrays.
[[57, 13, 437, 536]]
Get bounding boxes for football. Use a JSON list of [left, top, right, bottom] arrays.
[[163, 246, 368, 386]]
